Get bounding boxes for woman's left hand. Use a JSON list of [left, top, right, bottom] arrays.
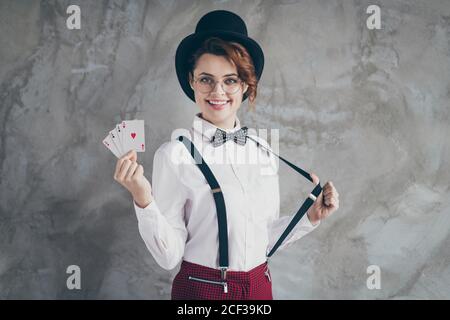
[[306, 173, 339, 226]]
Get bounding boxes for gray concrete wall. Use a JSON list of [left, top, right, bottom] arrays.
[[0, 0, 449, 299]]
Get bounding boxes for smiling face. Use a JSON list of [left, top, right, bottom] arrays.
[[189, 53, 248, 130]]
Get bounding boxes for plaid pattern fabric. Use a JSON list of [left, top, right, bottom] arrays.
[[211, 126, 248, 147], [171, 260, 273, 300]]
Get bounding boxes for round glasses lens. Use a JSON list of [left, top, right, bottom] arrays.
[[196, 77, 241, 94], [223, 78, 241, 94]]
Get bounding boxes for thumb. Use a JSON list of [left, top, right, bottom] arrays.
[[310, 172, 323, 207], [124, 149, 137, 162], [310, 172, 320, 185]]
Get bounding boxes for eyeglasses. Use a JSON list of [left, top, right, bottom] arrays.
[[191, 75, 244, 94]]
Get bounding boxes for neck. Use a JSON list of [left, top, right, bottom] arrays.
[[200, 114, 236, 130]]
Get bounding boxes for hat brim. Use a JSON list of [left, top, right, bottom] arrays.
[[175, 30, 264, 103]]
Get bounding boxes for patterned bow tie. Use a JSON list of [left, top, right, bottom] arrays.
[[211, 126, 248, 147]]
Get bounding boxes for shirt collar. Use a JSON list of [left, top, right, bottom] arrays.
[[192, 112, 242, 142]]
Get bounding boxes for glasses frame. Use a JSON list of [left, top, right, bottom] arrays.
[[191, 75, 245, 95]]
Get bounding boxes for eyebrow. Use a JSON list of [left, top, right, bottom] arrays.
[[198, 72, 238, 77]]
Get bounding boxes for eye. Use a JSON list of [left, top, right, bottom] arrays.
[[199, 76, 213, 84], [225, 78, 238, 84]]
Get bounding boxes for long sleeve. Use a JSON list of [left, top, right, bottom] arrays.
[[134, 142, 189, 270], [266, 168, 320, 255]]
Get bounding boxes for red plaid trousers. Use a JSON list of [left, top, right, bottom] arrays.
[[171, 260, 273, 300]]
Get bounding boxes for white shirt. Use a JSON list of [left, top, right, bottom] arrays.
[[134, 113, 320, 271]]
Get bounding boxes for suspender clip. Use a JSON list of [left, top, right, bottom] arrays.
[[220, 267, 228, 280], [308, 193, 317, 201], [211, 187, 222, 194]]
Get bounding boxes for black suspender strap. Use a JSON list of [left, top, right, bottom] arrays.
[[246, 136, 322, 258], [177, 136, 229, 279], [177, 134, 322, 271]]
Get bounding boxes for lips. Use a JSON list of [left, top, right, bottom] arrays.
[[206, 99, 230, 110]]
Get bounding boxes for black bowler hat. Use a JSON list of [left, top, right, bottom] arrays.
[[175, 10, 264, 103]]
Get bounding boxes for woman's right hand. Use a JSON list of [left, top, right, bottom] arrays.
[[114, 150, 153, 208]]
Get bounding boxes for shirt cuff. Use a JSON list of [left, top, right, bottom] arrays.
[[134, 199, 158, 217]]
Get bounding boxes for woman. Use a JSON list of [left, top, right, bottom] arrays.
[[113, 10, 339, 300]]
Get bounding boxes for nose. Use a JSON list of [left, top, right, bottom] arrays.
[[211, 81, 226, 95]]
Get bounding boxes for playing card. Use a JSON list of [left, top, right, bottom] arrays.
[[121, 120, 145, 154], [115, 123, 124, 155], [102, 133, 121, 158], [109, 128, 123, 156]]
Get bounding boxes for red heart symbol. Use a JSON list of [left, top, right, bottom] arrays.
[[131, 133, 136, 139]]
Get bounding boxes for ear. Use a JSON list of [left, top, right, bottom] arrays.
[[243, 83, 249, 94], [188, 73, 194, 90]]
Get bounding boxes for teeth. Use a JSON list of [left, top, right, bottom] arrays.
[[208, 100, 229, 105]]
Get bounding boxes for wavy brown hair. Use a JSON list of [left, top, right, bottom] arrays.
[[188, 37, 258, 111]]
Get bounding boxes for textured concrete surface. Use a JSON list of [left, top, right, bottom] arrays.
[[0, 0, 449, 299]]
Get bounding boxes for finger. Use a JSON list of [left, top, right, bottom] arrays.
[[324, 192, 338, 204], [324, 183, 338, 195], [310, 172, 320, 185], [330, 187, 339, 199], [121, 149, 137, 162], [323, 181, 332, 189], [323, 196, 335, 208], [118, 160, 133, 180], [329, 196, 337, 206], [115, 158, 126, 179], [125, 162, 139, 180], [324, 189, 339, 200], [323, 188, 334, 197], [132, 164, 144, 179], [115, 150, 136, 177], [327, 202, 336, 210], [324, 192, 336, 205], [328, 197, 339, 209], [119, 158, 132, 174]]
